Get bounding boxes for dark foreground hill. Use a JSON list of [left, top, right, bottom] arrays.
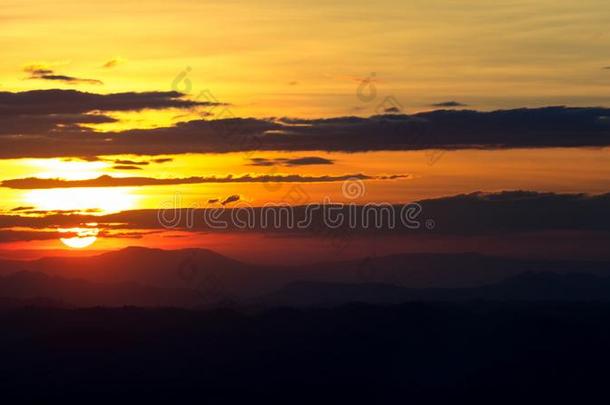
[[2, 302, 610, 403]]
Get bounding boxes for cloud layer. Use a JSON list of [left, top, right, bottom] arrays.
[[1, 89, 610, 158], [2, 191, 608, 238], [248, 156, 334, 167], [0, 89, 226, 141]]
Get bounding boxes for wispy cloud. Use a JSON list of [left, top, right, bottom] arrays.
[[431, 101, 468, 107], [24, 65, 103, 85], [10, 206, 35, 212], [112, 165, 144, 171], [0, 89, 223, 139], [248, 156, 334, 167], [221, 195, 241, 205], [0, 173, 410, 189], [102, 57, 125, 69]]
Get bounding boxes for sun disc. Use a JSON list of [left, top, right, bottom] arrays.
[[60, 236, 98, 249], [59, 227, 99, 249]]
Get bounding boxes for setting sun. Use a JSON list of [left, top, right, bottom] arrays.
[[2, 0, 610, 400], [59, 226, 99, 249]]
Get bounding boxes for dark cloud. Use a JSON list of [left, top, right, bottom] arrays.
[[0, 89, 224, 138], [1, 192, 609, 248], [0, 89, 222, 116], [113, 159, 149, 166], [431, 101, 468, 107], [25, 66, 103, 85], [208, 196, 243, 205], [118, 190, 610, 237], [16, 209, 101, 216], [65, 157, 173, 165], [96, 230, 157, 239], [0, 173, 409, 189], [62, 156, 101, 162], [383, 106, 402, 113], [102, 58, 123, 69], [248, 158, 278, 167], [221, 195, 241, 205], [10, 206, 35, 212], [285, 157, 335, 166], [0, 112, 117, 135], [0, 230, 75, 242], [248, 156, 334, 167], [1, 100, 610, 157], [152, 158, 174, 164], [111, 158, 173, 166], [123, 190, 610, 236], [409, 191, 610, 236], [112, 165, 143, 170], [0, 227, 153, 243]]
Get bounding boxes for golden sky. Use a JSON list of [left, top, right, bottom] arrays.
[[1, 148, 610, 213], [2, 0, 610, 117], [1, 0, 610, 254]]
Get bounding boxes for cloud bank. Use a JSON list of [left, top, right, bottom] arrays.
[[1, 89, 609, 158]]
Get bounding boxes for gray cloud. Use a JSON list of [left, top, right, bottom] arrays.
[[248, 156, 334, 167], [221, 195, 241, 205], [0, 230, 77, 242], [0, 89, 225, 138], [25, 66, 103, 85], [1, 191, 608, 241], [102, 58, 124, 69], [112, 165, 143, 171], [113, 159, 149, 166], [10, 206, 35, 212], [0, 91, 609, 158], [431, 101, 468, 107], [66, 157, 174, 166], [0, 89, 222, 116], [383, 106, 402, 113]]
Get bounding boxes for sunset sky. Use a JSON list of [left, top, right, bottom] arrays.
[[1, 0, 609, 260]]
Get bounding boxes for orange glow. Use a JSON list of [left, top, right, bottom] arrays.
[[24, 187, 138, 214]]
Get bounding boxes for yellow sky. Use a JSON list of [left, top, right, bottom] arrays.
[[1, 148, 609, 215], [2, 0, 610, 117]]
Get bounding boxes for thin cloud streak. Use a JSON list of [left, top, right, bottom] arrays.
[[1, 173, 410, 189], [24, 66, 103, 85]]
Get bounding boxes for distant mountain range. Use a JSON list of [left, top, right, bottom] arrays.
[[0, 247, 609, 308], [255, 272, 610, 307], [0, 271, 204, 307]]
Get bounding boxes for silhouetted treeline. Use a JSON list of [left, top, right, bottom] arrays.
[[2, 302, 610, 403]]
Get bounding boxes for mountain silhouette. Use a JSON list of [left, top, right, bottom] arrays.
[[255, 272, 610, 307], [1, 248, 610, 307], [0, 270, 204, 307]]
